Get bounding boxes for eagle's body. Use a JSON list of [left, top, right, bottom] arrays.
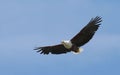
[[61, 40, 83, 54], [34, 16, 102, 55]]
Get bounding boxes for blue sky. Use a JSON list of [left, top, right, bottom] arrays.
[[0, 0, 120, 75]]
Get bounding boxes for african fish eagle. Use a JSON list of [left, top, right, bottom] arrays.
[[34, 16, 102, 55]]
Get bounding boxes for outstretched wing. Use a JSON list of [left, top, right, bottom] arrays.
[[71, 16, 102, 47], [34, 44, 70, 54]]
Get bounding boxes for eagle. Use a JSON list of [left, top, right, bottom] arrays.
[[34, 16, 102, 55]]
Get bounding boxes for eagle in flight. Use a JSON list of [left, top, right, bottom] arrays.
[[34, 16, 102, 55]]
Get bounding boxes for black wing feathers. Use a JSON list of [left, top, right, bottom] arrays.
[[34, 44, 70, 54], [71, 16, 102, 47]]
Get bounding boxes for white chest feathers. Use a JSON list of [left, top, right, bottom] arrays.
[[61, 40, 73, 49]]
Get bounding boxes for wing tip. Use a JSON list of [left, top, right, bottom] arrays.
[[34, 47, 49, 55], [89, 16, 102, 26], [95, 16, 102, 25]]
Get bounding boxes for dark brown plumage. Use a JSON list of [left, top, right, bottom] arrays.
[[71, 16, 102, 47], [34, 16, 102, 55], [34, 44, 70, 54]]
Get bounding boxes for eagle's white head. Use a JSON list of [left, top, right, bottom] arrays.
[[61, 40, 72, 49]]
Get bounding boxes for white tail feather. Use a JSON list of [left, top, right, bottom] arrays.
[[73, 48, 84, 54]]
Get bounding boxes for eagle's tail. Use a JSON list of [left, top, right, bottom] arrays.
[[73, 47, 84, 54]]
